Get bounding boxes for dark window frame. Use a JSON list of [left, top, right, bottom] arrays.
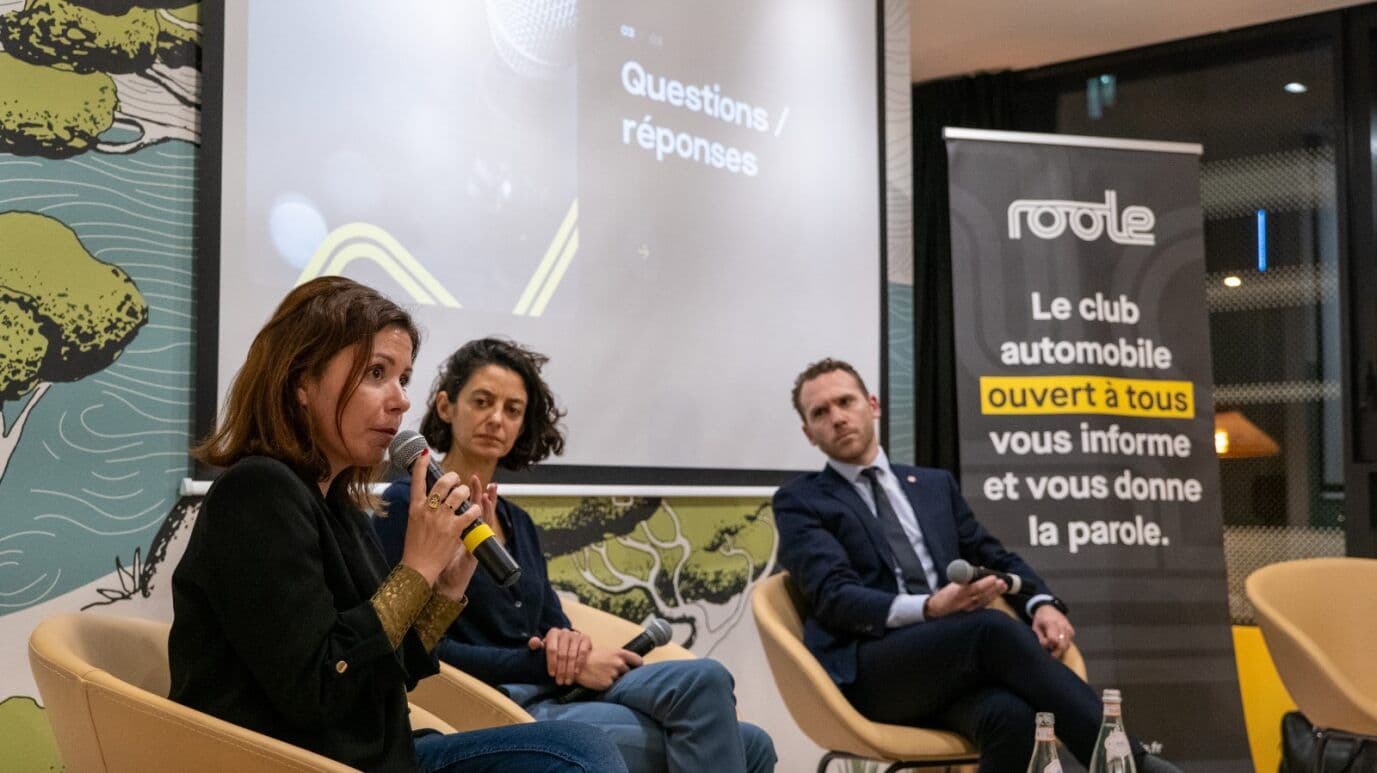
[[997, 8, 1377, 557]]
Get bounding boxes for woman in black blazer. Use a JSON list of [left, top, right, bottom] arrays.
[[168, 276, 624, 773]]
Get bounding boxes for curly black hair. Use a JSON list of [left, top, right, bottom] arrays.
[[419, 337, 566, 471]]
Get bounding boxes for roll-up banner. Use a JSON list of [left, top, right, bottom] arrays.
[[945, 128, 1248, 770]]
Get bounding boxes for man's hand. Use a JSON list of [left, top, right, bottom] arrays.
[[527, 627, 593, 686], [565, 647, 642, 692], [924, 575, 1007, 618], [1032, 604, 1075, 658]]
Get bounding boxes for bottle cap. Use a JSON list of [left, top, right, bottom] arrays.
[[1103, 688, 1121, 702], [1034, 712, 1056, 741]]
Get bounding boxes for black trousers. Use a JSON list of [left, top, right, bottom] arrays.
[[841, 609, 1104, 773]]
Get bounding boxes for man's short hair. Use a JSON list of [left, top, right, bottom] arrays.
[[791, 358, 869, 419]]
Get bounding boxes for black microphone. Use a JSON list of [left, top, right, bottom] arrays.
[[557, 617, 673, 704], [389, 430, 521, 588], [946, 559, 1027, 595]]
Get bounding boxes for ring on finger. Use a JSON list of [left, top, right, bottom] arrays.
[[427, 493, 442, 510]]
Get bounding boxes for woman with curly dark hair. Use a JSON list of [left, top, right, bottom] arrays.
[[375, 337, 776, 773], [170, 280, 625, 773]]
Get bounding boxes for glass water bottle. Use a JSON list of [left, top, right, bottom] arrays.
[[1088, 688, 1137, 773], [1025, 712, 1063, 773]]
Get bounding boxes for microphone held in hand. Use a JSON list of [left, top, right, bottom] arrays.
[[389, 430, 521, 588], [946, 558, 1025, 595], [557, 617, 673, 704]]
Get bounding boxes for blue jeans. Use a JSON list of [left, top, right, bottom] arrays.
[[413, 721, 627, 773], [512, 659, 776, 773]]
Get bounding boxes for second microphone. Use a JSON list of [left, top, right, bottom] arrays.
[[390, 430, 522, 588], [558, 617, 674, 703]]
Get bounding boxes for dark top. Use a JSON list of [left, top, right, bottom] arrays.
[[169, 456, 438, 772], [773, 462, 1051, 686], [376, 477, 567, 687]]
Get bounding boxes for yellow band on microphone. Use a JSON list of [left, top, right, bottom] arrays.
[[463, 523, 495, 554]]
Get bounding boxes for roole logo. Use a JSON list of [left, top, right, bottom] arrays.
[[1007, 190, 1155, 246]]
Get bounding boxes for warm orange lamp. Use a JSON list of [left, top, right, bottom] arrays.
[[1214, 410, 1280, 458]]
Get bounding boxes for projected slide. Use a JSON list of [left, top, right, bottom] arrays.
[[217, 0, 881, 477]]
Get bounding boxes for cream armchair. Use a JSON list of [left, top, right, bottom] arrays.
[[752, 571, 1086, 773], [1246, 557, 1377, 768], [409, 661, 534, 733], [28, 613, 379, 772]]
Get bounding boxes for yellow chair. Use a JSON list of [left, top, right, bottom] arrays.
[[411, 594, 694, 731], [751, 571, 1086, 773], [1246, 557, 1377, 768]]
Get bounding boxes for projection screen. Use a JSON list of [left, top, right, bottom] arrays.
[[208, 0, 883, 483]]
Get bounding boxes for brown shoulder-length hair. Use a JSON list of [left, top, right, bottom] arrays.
[[194, 276, 421, 506], [419, 337, 565, 471]]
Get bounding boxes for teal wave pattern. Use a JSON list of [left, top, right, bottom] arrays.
[[0, 144, 196, 612]]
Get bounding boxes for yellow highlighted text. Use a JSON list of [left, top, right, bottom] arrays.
[[979, 375, 1194, 419]]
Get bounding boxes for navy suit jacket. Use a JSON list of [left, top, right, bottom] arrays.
[[773, 462, 1051, 686]]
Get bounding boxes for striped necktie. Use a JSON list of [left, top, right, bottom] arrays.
[[860, 466, 930, 593]]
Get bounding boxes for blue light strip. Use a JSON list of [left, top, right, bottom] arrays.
[[1256, 209, 1267, 272]]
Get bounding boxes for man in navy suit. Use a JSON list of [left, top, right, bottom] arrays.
[[774, 358, 1179, 773]]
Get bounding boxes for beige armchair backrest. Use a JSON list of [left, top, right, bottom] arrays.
[[1246, 557, 1377, 735], [751, 572, 977, 761], [410, 661, 535, 733], [28, 612, 356, 772], [751, 571, 1088, 765], [563, 597, 695, 663]]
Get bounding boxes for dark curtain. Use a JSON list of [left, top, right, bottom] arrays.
[[911, 72, 1017, 472]]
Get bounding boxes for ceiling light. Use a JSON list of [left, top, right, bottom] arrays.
[[1223, 276, 1242, 288], [1284, 82, 1308, 94]]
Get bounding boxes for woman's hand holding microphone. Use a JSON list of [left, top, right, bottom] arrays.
[[402, 450, 492, 600], [435, 476, 497, 601]]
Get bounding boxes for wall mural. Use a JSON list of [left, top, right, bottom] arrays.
[[0, 0, 201, 766], [531, 496, 777, 653]]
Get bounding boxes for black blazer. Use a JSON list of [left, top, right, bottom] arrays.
[[169, 456, 438, 772], [773, 462, 1050, 686]]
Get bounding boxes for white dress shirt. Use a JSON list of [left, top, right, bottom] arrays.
[[828, 448, 939, 626], [827, 447, 1052, 627]]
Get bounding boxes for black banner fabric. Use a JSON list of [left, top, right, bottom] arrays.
[[945, 130, 1248, 770]]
